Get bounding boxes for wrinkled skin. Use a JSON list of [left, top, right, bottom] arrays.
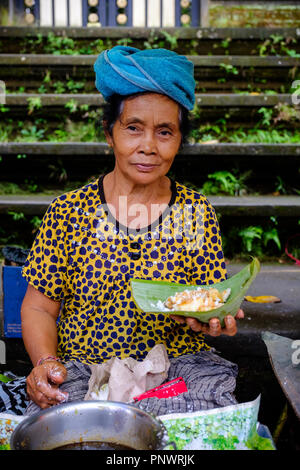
[[26, 361, 68, 409], [170, 309, 245, 336]]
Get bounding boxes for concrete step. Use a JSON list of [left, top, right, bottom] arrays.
[[0, 142, 298, 193], [3, 92, 298, 131], [0, 26, 299, 58], [4, 92, 295, 107], [0, 142, 299, 156], [1, 53, 297, 93], [1, 53, 299, 67], [1, 26, 299, 40]]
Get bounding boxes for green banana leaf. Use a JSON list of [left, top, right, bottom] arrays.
[[131, 257, 260, 327]]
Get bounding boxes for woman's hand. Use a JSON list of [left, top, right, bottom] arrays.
[[170, 309, 244, 337], [26, 361, 68, 409]]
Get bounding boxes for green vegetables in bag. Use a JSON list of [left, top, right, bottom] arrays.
[[131, 257, 260, 327]]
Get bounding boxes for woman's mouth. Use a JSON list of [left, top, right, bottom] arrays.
[[134, 163, 158, 172]]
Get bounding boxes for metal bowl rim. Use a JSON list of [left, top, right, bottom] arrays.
[[10, 400, 168, 450]]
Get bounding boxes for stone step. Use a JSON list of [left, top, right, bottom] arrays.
[[0, 194, 299, 217], [1, 53, 298, 67], [1, 26, 299, 40], [1, 53, 297, 93], [4, 92, 295, 107], [4, 92, 297, 129], [0, 142, 299, 156], [0, 26, 299, 57], [0, 142, 298, 190]]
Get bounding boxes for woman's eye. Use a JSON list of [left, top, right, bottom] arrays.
[[127, 125, 138, 132], [159, 130, 172, 136]]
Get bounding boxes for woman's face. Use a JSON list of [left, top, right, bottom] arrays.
[[104, 93, 182, 185]]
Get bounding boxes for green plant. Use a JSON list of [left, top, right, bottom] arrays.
[[27, 96, 42, 115], [238, 223, 281, 254], [0, 182, 20, 194], [228, 128, 300, 144], [160, 30, 179, 50], [143, 29, 179, 50], [257, 35, 283, 56], [43, 69, 52, 84], [0, 123, 11, 142], [116, 38, 133, 47], [18, 125, 45, 142], [200, 170, 250, 196], [7, 211, 25, 221], [256, 107, 273, 127], [52, 81, 66, 94], [37, 84, 47, 94], [65, 99, 78, 113], [24, 179, 38, 193], [48, 128, 69, 142], [44, 32, 76, 55], [219, 63, 239, 76], [274, 176, 288, 195], [66, 80, 84, 93], [256, 34, 300, 57], [30, 216, 42, 234]]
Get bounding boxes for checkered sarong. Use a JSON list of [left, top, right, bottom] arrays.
[[25, 350, 238, 417]]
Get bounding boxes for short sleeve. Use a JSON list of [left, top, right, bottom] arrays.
[[188, 200, 227, 285], [22, 199, 68, 302]]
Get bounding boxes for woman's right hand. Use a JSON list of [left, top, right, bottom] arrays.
[[26, 361, 68, 409]]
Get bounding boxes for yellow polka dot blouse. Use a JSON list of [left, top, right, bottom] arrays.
[[22, 175, 227, 365]]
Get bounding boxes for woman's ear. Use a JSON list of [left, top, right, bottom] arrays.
[[102, 120, 113, 147]]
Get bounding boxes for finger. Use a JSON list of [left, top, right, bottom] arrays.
[[207, 318, 222, 336], [185, 317, 203, 332], [236, 309, 244, 319], [26, 380, 54, 409], [32, 369, 67, 403], [47, 363, 67, 385], [170, 315, 186, 324], [223, 315, 237, 336]]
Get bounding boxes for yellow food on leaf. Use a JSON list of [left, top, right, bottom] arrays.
[[244, 295, 281, 303], [164, 287, 231, 312]]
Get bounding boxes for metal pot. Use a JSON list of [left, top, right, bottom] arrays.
[[10, 401, 169, 450]]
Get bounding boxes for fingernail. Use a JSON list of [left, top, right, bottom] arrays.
[[57, 391, 69, 402]]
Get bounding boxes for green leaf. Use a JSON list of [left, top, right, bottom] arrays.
[[0, 373, 13, 383], [131, 258, 260, 327], [263, 228, 281, 251]]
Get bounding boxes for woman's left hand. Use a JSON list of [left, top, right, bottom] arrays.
[[170, 309, 244, 336]]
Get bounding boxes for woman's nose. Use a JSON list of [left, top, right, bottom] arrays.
[[139, 131, 157, 154]]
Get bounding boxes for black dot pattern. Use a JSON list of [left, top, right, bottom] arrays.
[[22, 176, 227, 364]]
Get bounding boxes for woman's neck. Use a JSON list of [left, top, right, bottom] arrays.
[[104, 170, 171, 203], [102, 170, 172, 229]]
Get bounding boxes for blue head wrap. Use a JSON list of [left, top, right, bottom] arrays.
[[94, 46, 195, 110]]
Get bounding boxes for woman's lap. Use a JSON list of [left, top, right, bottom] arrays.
[[25, 350, 238, 417]]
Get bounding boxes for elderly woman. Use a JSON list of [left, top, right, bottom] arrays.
[[21, 46, 243, 416]]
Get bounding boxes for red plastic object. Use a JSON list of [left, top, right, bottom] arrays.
[[285, 234, 300, 266], [133, 377, 188, 402]]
